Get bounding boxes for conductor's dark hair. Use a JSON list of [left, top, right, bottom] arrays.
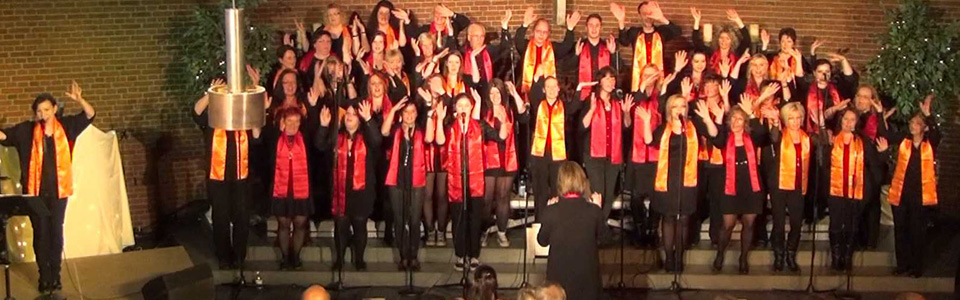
[[32, 93, 57, 112]]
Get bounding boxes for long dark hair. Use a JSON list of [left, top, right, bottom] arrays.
[[270, 69, 306, 111], [482, 79, 514, 121], [366, 0, 400, 43]]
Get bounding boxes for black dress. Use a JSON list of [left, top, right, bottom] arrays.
[[537, 195, 609, 300], [314, 118, 383, 218], [649, 119, 709, 216], [710, 122, 769, 215]]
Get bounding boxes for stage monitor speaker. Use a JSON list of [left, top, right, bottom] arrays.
[[141, 264, 214, 300]]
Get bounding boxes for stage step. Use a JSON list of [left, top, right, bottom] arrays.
[[212, 261, 953, 292], [244, 241, 896, 268]]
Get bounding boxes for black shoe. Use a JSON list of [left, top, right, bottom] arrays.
[[739, 257, 749, 274], [893, 266, 909, 275], [908, 269, 923, 278], [354, 260, 367, 271], [712, 252, 724, 273], [409, 259, 421, 271], [398, 259, 408, 271], [279, 257, 291, 271], [664, 251, 676, 272], [786, 250, 800, 272], [52, 279, 62, 291], [289, 257, 303, 270], [830, 245, 843, 271], [219, 262, 235, 270], [38, 280, 51, 294], [773, 250, 784, 272]]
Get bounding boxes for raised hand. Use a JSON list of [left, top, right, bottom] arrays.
[[872, 97, 884, 113], [417, 87, 432, 102], [726, 9, 744, 28], [876, 136, 889, 152], [575, 40, 584, 55], [392, 9, 410, 24], [435, 101, 448, 119], [661, 72, 677, 92], [674, 50, 689, 73], [320, 106, 332, 127], [392, 97, 409, 114], [307, 86, 320, 106], [65, 80, 83, 101], [759, 82, 781, 101], [411, 38, 421, 56], [719, 57, 732, 78], [606, 34, 617, 53], [494, 104, 507, 121], [739, 94, 756, 116], [502, 10, 512, 29], [566, 11, 582, 31], [358, 100, 373, 121], [690, 7, 701, 28], [680, 77, 693, 99], [760, 28, 770, 49], [547, 197, 559, 206], [719, 79, 732, 102], [884, 107, 898, 120], [707, 99, 724, 119], [621, 94, 635, 113], [610, 2, 626, 23], [210, 78, 226, 89], [436, 4, 455, 18], [523, 7, 536, 27], [246, 64, 261, 85], [264, 94, 272, 109], [283, 33, 294, 47], [737, 49, 751, 65], [295, 18, 306, 34], [694, 100, 712, 120], [811, 39, 826, 56], [920, 94, 934, 116], [636, 106, 651, 124], [577, 81, 599, 91], [648, 2, 667, 24]]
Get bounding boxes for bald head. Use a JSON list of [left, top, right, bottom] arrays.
[[302, 285, 330, 300], [538, 283, 566, 300], [467, 23, 486, 50]]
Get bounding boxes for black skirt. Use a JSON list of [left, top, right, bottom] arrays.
[[720, 147, 764, 215], [272, 196, 315, 217]]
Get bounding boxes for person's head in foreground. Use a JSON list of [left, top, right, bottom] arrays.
[[538, 282, 566, 300], [302, 284, 330, 300], [471, 264, 499, 300], [557, 161, 589, 196]]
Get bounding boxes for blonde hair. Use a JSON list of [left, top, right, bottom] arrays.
[[417, 32, 436, 47], [516, 288, 538, 300], [556, 161, 589, 196], [780, 102, 806, 125], [747, 54, 769, 80], [386, 49, 403, 63], [664, 94, 688, 121]]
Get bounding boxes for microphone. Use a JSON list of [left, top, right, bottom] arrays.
[[460, 112, 468, 132], [678, 114, 687, 133], [613, 88, 625, 100]]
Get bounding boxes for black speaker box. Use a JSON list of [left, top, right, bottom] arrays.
[[141, 264, 214, 300]]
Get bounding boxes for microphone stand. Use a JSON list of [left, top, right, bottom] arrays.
[[508, 42, 532, 289], [399, 125, 424, 297], [459, 117, 471, 299], [670, 117, 685, 294]]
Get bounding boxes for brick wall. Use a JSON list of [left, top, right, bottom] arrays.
[[1, 0, 958, 232]]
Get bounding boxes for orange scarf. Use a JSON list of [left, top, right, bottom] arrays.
[[521, 40, 557, 93], [380, 25, 397, 50], [210, 129, 249, 181], [829, 132, 865, 200], [531, 100, 566, 160], [888, 139, 938, 206], [28, 120, 73, 198], [778, 129, 810, 194], [444, 78, 465, 96], [654, 121, 699, 192], [631, 32, 663, 92]]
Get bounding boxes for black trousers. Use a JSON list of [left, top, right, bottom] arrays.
[[828, 196, 864, 250], [451, 197, 487, 258], [530, 158, 561, 222], [333, 216, 368, 263], [771, 190, 805, 251], [704, 166, 723, 243], [628, 163, 659, 240], [858, 190, 881, 248], [585, 159, 620, 220], [389, 187, 423, 260], [30, 197, 67, 285], [208, 179, 250, 266], [892, 194, 928, 272]]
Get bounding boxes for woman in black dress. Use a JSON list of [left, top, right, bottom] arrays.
[[537, 161, 609, 300], [708, 96, 769, 274], [636, 93, 717, 272], [315, 102, 381, 271], [268, 107, 318, 270]]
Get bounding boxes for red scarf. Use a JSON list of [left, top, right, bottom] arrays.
[[483, 109, 518, 172], [446, 117, 486, 202], [332, 131, 368, 217], [862, 112, 879, 141], [806, 83, 840, 134], [463, 47, 493, 82], [723, 132, 760, 195], [589, 98, 623, 164], [578, 42, 611, 100], [708, 50, 737, 75], [631, 93, 660, 163], [273, 133, 310, 199], [386, 127, 427, 188]]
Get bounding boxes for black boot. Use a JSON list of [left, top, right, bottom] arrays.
[[712, 251, 724, 272], [786, 249, 799, 272], [664, 250, 676, 272], [843, 242, 855, 271], [739, 254, 749, 274], [831, 243, 843, 271], [773, 248, 784, 271], [675, 250, 685, 272]]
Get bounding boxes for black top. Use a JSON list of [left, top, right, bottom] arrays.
[[513, 26, 576, 72], [526, 77, 584, 161], [192, 109, 261, 182], [409, 13, 471, 52], [316, 118, 383, 217], [692, 26, 752, 63], [617, 22, 682, 49], [537, 195, 610, 300], [1, 112, 93, 197]]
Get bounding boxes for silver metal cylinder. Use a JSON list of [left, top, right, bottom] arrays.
[[224, 8, 244, 94]]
